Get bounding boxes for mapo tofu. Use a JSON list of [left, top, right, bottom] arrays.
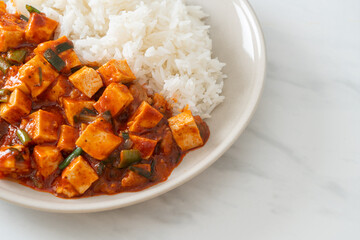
[[0, 4, 209, 198]]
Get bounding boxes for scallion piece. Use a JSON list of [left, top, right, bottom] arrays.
[[73, 108, 98, 123], [121, 132, 129, 140], [34, 67, 42, 87], [70, 65, 82, 73], [81, 108, 97, 115], [7, 49, 28, 64], [16, 129, 32, 145], [26, 4, 41, 14], [43, 49, 66, 71], [39, 67, 42, 85], [74, 114, 97, 124], [0, 57, 11, 74], [20, 14, 29, 22], [97, 162, 105, 176], [102, 110, 112, 123], [0, 89, 11, 103], [56, 42, 73, 54], [59, 147, 83, 170], [30, 175, 43, 188], [7, 147, 24, 162], [118, 150, 141, 168], [129, 166, 152, 179]]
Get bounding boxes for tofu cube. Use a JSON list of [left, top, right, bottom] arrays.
[[62, 98, 95, 126], [21, 110, 62, 144], [55, 178, 78, 198], [0, 148, 16, 172], [121, 164, 150, 188], [129, 134, 158, 159], [3, 76, 30, 94], [18, 55, 59, 98], [61, 156, 98, 194], [76, 117, 123, 160], [57, 125, 78, 152], [44, 76, 70, 103], [0, 14, 25, 52], [0, 2, 6, 13], [168, 110, 203, 151], [69, 66, 103, 98], [25, 13, 58, 44], [33, 145, 63, 177], [0, 88, 31, 124], [93, 83, 134, 116], [34, 36, 81, 74], [128, 101, 163, 132], [0, 145, 30, 173], [97, 59, 136, 86]]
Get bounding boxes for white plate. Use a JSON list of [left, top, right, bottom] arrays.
[[0, 0, 266, 213]]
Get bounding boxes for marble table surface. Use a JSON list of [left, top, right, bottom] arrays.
[[0, 0, 359, 239]]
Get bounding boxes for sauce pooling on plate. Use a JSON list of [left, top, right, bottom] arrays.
[[0, 3, 209, 198]]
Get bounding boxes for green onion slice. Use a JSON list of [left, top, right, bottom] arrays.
[[97, 162, 105, 176], [56, 42, 73, 54], [43, 49, 66, 71], [0, 57, 11, 74], [34, 67, 42, 87], [7, 147, 24, 162], [59, 147, 83, 170], [102, 110, 112, 123], [118, 150, 141, 168], [26, 4, 41, 14], [129, 166, 152, 179], [20, 14, 29, 22], [7, 49, 27, 64], [73, 108, 98, 124], [16, 129, 32, 145], [121, 132, 129, 140], [81, 108, 97, 116], [70, 66, 82, 73]]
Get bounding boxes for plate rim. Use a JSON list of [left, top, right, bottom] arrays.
[[0, 0, 266, 213]]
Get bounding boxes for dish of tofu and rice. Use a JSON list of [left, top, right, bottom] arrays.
[[0, 1, 226, 198]]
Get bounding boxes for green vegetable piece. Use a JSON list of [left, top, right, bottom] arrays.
[[81, 108, 97, 116], [0, 57, 12, 74], [73, 108, 98, 124], [7, 147, 24, 162], [43, 49, 66, 71], [70, 65, 82, 73], [30, 174, 43, 188], [97, 162, 105, 176], [7, 49, 28, 64], [129, 166, 152, 179], [20, 14, 29, 22], [34, 67, 42, 87], [59, 147, 83, 170], [102, 110, 112, 123], [16, 129, 32, 145], [26, 4, 41, 14], [73, 115, 97, 124], [121, 132, 129, 140], [118, 150, 141, 168], [55, 42, 73, 54], [0, 89, 11, 103]]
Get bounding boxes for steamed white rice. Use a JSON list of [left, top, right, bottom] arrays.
[[9, 0, 226, 118]]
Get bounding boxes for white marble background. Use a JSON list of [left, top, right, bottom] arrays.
[[0, 0, 359, 239]]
